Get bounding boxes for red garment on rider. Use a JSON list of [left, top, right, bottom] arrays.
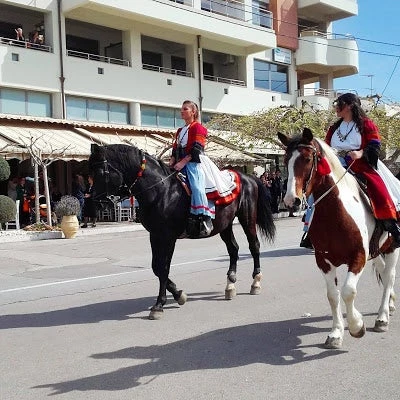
[[172, 121, 207, 157], [326, 118, 397, 220]]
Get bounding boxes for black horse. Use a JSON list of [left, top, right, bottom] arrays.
[[89, 143, 276, 319]]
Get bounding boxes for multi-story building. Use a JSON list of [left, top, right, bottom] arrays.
[[0, 0, 359, 190]]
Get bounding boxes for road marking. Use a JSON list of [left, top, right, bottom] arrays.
[[0, 246, 298, 294], [0, 256, 228, 293]]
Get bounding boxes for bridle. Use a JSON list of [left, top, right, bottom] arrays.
[[291, 140, 355, 229], [91, 150, 177, 201]]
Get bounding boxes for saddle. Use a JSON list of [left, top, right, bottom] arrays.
[[176, 169, 241, 206], [352, 174, 396, 257]]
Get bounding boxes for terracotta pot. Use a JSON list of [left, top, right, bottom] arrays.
[[60, 215, 79, 239]]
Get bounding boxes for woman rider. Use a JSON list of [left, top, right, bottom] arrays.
[[302, 92, 400, 248], [169, 100, 214, 238]]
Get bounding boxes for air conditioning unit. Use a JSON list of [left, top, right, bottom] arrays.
[[222, 54, 235, 65]]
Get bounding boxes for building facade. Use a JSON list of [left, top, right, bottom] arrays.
[[0, 0, 359, 126]]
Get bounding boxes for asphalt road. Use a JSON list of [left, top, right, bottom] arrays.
[[0, 217, 399, 400]]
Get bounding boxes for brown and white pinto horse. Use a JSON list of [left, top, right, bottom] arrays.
[[279, 128, 398, 349]]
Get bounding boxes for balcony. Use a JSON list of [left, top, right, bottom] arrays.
[[0, 36, 52, 53], [67, 50, 130, 66], [62, 0, 276, 55], [298, 0, 358, 22], [296, 31, 358, 79]]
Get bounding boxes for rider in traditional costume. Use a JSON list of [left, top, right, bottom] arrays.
[[301, 92, 400, 248], [169, 100, 214, 238]]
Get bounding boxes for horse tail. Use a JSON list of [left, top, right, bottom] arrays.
[[255, 178, 276, 242]]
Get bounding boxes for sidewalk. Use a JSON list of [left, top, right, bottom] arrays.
[[0, 211, 301, 243]]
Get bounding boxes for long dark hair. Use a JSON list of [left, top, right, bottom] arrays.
[[333, 92, 367, 134]]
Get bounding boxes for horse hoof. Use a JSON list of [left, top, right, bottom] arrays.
[[324, 336, 343, 349], [149, 310, 163, 320], [350, 323, 366, 338], [250, 285, 261, 295], [177, 291, 187, 306], [225, 287, 236, 300], [374, 320, 389, 332], [389, 305, 396, 315]]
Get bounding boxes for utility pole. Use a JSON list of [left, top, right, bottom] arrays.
[[362, 74, 374, 97]]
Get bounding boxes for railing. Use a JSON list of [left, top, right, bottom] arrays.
[[0, 36, 52, 52], [297, 88, 337, 98], [168, 0, 194, 5], [67, 49, 131, 66], [142, 63, 193, 77], [160, 0, 273, 29], [204, 74, 245, 86], [299, 30, 355, 40]]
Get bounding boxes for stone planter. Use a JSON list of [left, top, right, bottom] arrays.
[[60, 215, 79, 239]]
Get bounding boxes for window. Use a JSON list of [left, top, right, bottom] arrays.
[[252, 1, 272, 28], [66, 96, 129, 124], [254, 59, 288, 93], [141, 105, 183, 128], [142, 50, 162, 67], [0, 87, 51, 117]]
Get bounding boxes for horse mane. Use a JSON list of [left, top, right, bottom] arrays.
[[104, 144, 171, 175], [315, 138, 360, 193]]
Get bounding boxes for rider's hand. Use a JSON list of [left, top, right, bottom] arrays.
[[348, 149, 363, 160]]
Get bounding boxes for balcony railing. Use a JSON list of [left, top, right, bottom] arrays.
[[300, 30, 355, 40], [67, 49, 131, 66], [142, 63, 193, 77], [297, 88, 337, 98], [204, 74, 245, 86], [161, 0, 273, 29], [0, 36, 52, 52]]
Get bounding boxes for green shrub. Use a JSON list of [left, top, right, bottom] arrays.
[[0, 156, 10, 182], [0, 195, 17, 224], [54, 195, 81, 217]]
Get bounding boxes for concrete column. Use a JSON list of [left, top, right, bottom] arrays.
[[130, 102, 141, 126]]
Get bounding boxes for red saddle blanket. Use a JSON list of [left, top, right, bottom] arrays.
[[207, 169, 241, 206]]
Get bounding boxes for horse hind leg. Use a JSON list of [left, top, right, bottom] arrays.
[[238, 215, 262, 295], [220, 226, 238, 300], [373, 251, 397, 332]]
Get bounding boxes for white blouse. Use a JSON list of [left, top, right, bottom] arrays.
[[177, 125, 190, 147], [330, 120, 362, 151]]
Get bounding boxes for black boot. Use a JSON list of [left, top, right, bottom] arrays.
[[300, 232, 313, 249], [383, 219, 400, 248]]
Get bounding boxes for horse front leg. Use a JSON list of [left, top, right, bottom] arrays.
[[341, 268, 365, 339], [320, 265, 345, 349], [148, 234, 177, 320], [373, 251, 397, 332], [220, 226, 239, 300], [167, 278, 187, 306]]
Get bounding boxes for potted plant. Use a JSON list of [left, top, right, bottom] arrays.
[[55, 195, 81, 239]]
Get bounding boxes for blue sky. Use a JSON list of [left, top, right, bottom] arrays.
[[333, 1, 400, 103]]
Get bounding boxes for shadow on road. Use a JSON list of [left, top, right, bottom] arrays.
[[32, 314, 346, 395]]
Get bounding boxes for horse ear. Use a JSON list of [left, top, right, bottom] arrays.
[[302, 128, 313, 142], [277, 132, 289, 146]]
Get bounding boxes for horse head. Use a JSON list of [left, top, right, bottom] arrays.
[[278, 128, 322, 208], [89, 144, 129, 202]]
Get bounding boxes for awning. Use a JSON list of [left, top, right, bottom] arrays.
[[0, 124, 94, 161], [73, 127, 171, 158], [0, 116, 268, 166]]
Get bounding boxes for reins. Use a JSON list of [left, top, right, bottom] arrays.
[[298, 142, 355, 229]]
